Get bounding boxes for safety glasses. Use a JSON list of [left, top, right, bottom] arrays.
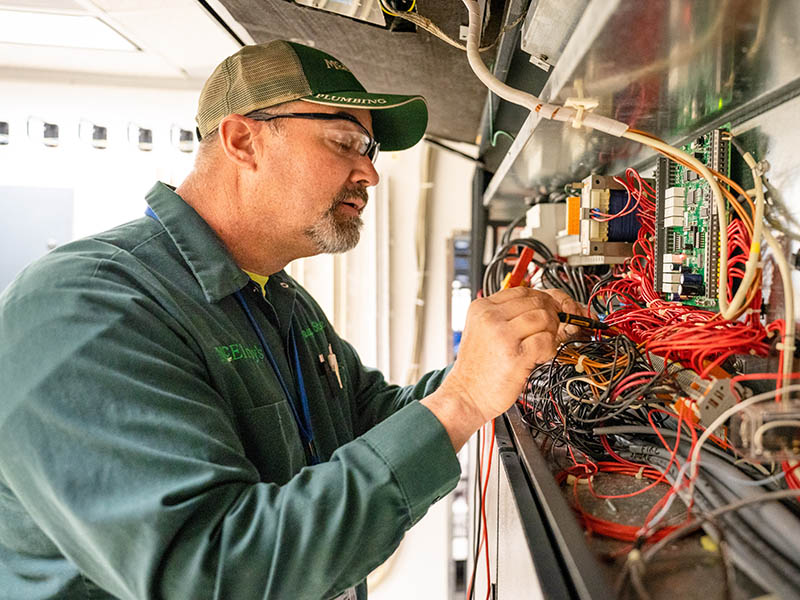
[[247, 111, 380, 164]]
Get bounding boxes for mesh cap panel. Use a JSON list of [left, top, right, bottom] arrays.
[[196, 41, 312, 139]]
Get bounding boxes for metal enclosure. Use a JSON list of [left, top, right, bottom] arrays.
[[474, 0, 800, 597], [483, 0, 800, 215]]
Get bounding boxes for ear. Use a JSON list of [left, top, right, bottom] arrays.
[[217, 114, 262, 170]]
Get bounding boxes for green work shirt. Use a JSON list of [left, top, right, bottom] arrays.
[[0, 182, 461, 600]]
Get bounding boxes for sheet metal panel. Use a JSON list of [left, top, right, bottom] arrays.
[[484, 0, 800, 206]]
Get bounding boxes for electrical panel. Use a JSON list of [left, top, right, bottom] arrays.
[[470, 1, 800, 598]]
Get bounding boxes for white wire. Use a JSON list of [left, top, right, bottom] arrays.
[[643, 461, 692, 532], [763, 222, 794, 393], [460, 0, 786, 329], [564, 377, 608, 403], [687, 385, 800, 500], [459, 0, 628, 137], [461, 0, 541, 111], [753, 420, 800, 454]]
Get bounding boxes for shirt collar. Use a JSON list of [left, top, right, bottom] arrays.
[[145, 181, 249, 303]]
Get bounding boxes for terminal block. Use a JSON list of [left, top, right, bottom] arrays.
[[732, 401, 800, 462]]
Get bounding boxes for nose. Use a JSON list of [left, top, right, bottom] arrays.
[[351, 154, 380, 188]]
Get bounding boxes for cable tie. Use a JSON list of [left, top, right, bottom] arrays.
[[564, 98, 599, 130], [563, 78, 599, 130], [776, 342, 796, 352], [605, 498, 618, 514], [575, 355, 587, 373], [635, 466, 645, 480]]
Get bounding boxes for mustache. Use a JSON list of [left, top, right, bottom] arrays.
[[332, 186, 368, 209]]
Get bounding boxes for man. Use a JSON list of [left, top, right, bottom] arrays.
[[0, 41, 580, 599]]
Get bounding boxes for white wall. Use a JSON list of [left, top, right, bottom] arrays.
[[365, 143, 475, 600], [0, 75, 477, 599], [0, 78, 198, 237]]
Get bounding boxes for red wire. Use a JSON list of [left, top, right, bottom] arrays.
[[466, 425, 488, 599], [590, 166, 769, 372], [559, 464, 681, 543], [482, 420, 495, 600], [466, 421, 497, 600]]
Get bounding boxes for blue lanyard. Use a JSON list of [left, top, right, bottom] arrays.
[[233, 290, 318, 464], [145, 205, 318, 464]]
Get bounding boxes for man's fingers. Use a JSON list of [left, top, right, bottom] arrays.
[[519, 330, 559, 365], [558, 323, 583, 343], [540, 288, 586, 316], [507, 308, 559, 340], [483, 290, 562, 321]]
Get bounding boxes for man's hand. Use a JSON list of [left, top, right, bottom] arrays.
[[540, 287, 588, 344], [422, 287, 583, 450]]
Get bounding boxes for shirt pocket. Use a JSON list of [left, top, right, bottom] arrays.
[[239, 401, 307, 484]]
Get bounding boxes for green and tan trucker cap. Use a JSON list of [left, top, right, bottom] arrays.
[[196, 40, 427, 152]]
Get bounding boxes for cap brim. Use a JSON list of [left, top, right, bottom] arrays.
[[303, 92, 427, 152]]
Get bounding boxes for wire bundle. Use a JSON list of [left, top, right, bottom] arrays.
[[452, 3, 800, 593], [482, 236, 604, 304], [586, 165, 771, 376], [519, 336, 683, 459]]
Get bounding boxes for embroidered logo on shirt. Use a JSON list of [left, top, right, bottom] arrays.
[[300, 320, 326, 340], [214, 343, 265, 363]]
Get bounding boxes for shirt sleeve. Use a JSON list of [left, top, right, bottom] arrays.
[[0, 254, 461, 600], [337, 336, 454, 438]]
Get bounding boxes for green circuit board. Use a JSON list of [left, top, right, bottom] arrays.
[[654, 128, 731, 308]]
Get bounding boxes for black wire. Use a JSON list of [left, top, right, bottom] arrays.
[[518, 334, 686, 459], [500, 214, 526, 247], [482, 237, 553, 296], [423, 136, 485, 165]]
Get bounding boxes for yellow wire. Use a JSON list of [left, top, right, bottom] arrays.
[[378, 0, 399, 17], [379, 0, 415, 16]]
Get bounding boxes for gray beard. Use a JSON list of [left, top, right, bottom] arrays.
[[304, 187, 368, 254]]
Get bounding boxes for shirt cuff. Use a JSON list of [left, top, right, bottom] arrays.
[[361, 401, 461, 524]]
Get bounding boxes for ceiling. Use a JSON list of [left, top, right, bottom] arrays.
[[213, 0, 504, 143], [0, 0, 509, 144]]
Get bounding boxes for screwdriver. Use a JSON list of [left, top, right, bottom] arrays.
[[558, 311, 609, 330]]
